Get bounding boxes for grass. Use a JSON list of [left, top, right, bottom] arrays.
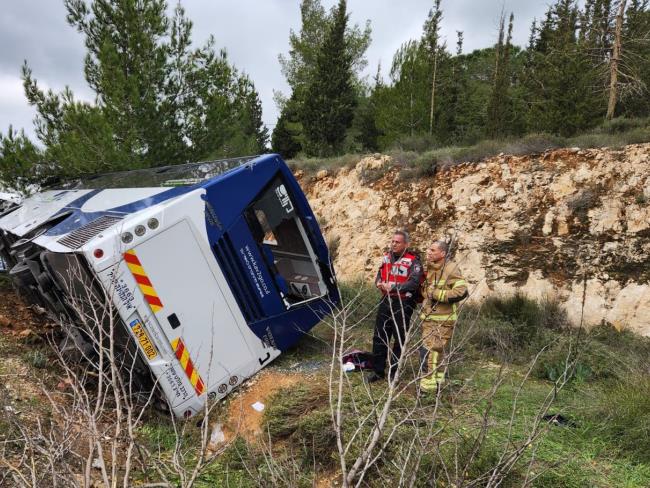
[[287, 117, 650, 178], [255, 292, 650, 487], [3, 280, 648, 486]]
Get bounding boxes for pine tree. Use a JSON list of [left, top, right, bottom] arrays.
[[353, 64, 383, 152], [65, 0, 171, 164], [0, 127, 43, 192], [301, 0, 357, 156], [21, 0, 268, 176], [272, 98, 303, 159], [523, 0, 604, 136], [275, 0, 370, 155]]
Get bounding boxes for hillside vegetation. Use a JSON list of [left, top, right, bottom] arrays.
[[2, 277, 650, 486]]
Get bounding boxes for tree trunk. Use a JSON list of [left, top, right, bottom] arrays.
[[428, 49, 438, 136], [607, 0, 627, 120]]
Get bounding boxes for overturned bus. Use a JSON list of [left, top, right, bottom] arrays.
[[0, 155, 338, 417]]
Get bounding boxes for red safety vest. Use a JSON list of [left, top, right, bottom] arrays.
[[378, 251, 419, 298]]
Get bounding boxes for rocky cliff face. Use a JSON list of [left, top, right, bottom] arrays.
[[302, 143, 650, 335]]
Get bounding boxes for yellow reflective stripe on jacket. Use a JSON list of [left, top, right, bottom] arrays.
[[420, 312, 458, 322], [437, 290, 446, 301], [451, 279, 467, 288]]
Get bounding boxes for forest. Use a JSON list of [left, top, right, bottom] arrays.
[[1, 0, 649, 189]]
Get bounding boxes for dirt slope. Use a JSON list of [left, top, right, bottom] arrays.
[[303, 143, 650, 335]]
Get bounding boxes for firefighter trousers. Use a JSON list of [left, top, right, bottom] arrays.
[[419, 319, 455, 391]]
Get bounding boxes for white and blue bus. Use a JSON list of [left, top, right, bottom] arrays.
[[0, 155, 338, 417]]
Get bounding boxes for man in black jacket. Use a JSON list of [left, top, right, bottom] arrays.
[[367, 230, 423, 383]]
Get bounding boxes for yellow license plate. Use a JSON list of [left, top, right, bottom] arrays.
[[129, 319, 158, 360]]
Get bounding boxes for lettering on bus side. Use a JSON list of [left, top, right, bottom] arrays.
[[240, 245, 270, 299], [163, 367, 190, 401], [274, 184, 294, 214], [204, 201, 223, 230], [262, 326, 277, 350], [107, 268, 136, 312]]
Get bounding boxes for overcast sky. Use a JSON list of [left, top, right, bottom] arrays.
[[0, 1, 553, 142]]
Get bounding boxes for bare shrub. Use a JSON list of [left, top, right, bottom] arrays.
[[298, 260, 579, 487], [0, 261, 234, 487]]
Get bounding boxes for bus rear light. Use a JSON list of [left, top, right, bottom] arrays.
[[121, 232, 133, 244], [93, 248, 104, 259], [134, 225, 146, 237], [147, 218, 159, 230]]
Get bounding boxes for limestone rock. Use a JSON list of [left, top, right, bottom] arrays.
[[607, 283, 650, 335], [303, 142, 650, 336], [626, 205, 650, 233], [588, 199, 624, 234]]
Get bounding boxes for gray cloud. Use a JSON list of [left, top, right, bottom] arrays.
[[1, 0, 553, 141]]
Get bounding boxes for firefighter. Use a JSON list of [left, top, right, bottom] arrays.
[[419, 240, 468, 393], [367, 230, 423, 383]]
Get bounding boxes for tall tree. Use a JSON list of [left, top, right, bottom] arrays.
[[487, 12, 515, 137], [607, 0, 628, 119], [618, 0, 650, 116], [273, 0, 370, 155], [65, 0, 173, 164], [301, 0, 357, 156], [352, 64, 383, 152], [272, 96, 303, 158], [523, 0, 603, 136], [21, 0, 268, 177], [423, 0, 443, 136]]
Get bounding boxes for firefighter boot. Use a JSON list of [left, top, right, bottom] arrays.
[[420, 351, 439, 393]]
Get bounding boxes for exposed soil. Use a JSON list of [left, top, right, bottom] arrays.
[[222, 369, 302, 444], [0, 286, 57, 340]]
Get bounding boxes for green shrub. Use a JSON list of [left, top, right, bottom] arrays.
[[218, 437, 313, 488], [392, 134, 439, 153], [288, 153, 362, 176], [385, 148, 419, 167], [569, 132, 622, 149], [458, 294, 569, 363], [533, 324, 650, 383], [534, 335, 612, 383], [357, 163, 391, 184], [136, 420, 178, 452], [599, 116, 649, 134], [621, 126, 650, 145], [589, 324, 650, 372], [23, 349, 48, 369]]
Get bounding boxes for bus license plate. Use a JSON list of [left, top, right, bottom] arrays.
[[129, 319, 158, 360]]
